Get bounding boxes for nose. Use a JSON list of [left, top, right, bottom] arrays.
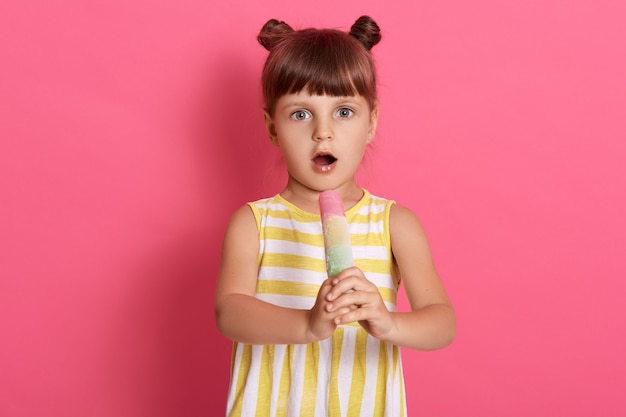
[[312, 118, 333, 141]]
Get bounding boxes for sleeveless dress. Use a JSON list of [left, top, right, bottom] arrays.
[[226, 190, 407, 417]]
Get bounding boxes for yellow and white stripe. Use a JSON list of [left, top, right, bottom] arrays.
[[227, 190, 406, 417]]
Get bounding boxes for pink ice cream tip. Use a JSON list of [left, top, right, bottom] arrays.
[[319, 190, 345, 218]]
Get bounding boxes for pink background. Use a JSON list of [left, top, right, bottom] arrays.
[[1, 0, 625, 416]]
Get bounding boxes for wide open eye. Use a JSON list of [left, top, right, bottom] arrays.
[[291, 110, 311, 121], [336, 107, 354, 118]]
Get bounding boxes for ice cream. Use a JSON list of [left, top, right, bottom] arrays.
[[319, 190, 353, 277]]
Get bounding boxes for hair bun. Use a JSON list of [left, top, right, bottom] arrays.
[[258, 19, 294, 51], [349, 15, 381, 51]]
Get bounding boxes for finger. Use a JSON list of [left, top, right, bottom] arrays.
[[334, 304, 380, 325], [327, 279, 376, 302], [326, 304, 355, 318], [318, 278, 336, 298], [327, 275, 362, 298], [334, 308, 363, 325], [331, 266, 363, 284]]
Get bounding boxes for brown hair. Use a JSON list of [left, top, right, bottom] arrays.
[[258, 16, 382, 116]]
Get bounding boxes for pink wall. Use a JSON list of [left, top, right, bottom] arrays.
[[1, 1, 625, 416]]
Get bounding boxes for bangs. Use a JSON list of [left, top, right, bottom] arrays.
[[263, 29, 377, 114], [287, 59, 369, 99]]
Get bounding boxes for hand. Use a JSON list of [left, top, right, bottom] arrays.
[[325, 267, 395, 340], [307, 277, 358, 341]]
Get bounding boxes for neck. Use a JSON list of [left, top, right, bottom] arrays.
[[280, 179, 364, 213]]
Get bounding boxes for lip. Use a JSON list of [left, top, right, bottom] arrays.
[[312, 151, 337, 173]]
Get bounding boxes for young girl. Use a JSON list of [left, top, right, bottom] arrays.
[[215, 16, 456, 417]]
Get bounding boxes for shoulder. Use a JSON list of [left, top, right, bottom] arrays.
[[389, 203, 432, 257], [224, 194, 284, 240], [219, 204, 261, 264], [389, 203, 421, 228], [224, 204, 259, 241]]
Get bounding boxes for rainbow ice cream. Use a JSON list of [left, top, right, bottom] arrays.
[[319, 190, 354, 277]]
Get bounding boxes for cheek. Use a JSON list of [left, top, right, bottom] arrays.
[[279, 142, 307, 163]]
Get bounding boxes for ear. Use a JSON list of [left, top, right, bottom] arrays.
[[366, 105, 379, 144], [264, 110, 279, 146]]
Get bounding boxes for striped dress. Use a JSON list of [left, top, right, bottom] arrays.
[[226, 190, 407, 417]]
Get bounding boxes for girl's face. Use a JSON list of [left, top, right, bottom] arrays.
[[265, 92, 378, 195]]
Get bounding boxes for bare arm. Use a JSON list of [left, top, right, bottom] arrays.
[[326, 204, 456, 350], [385, 203, 456, 350], [214, 205, 347, 345]]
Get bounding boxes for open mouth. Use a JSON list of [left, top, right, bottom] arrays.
[[313, 152, 337, 167]]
